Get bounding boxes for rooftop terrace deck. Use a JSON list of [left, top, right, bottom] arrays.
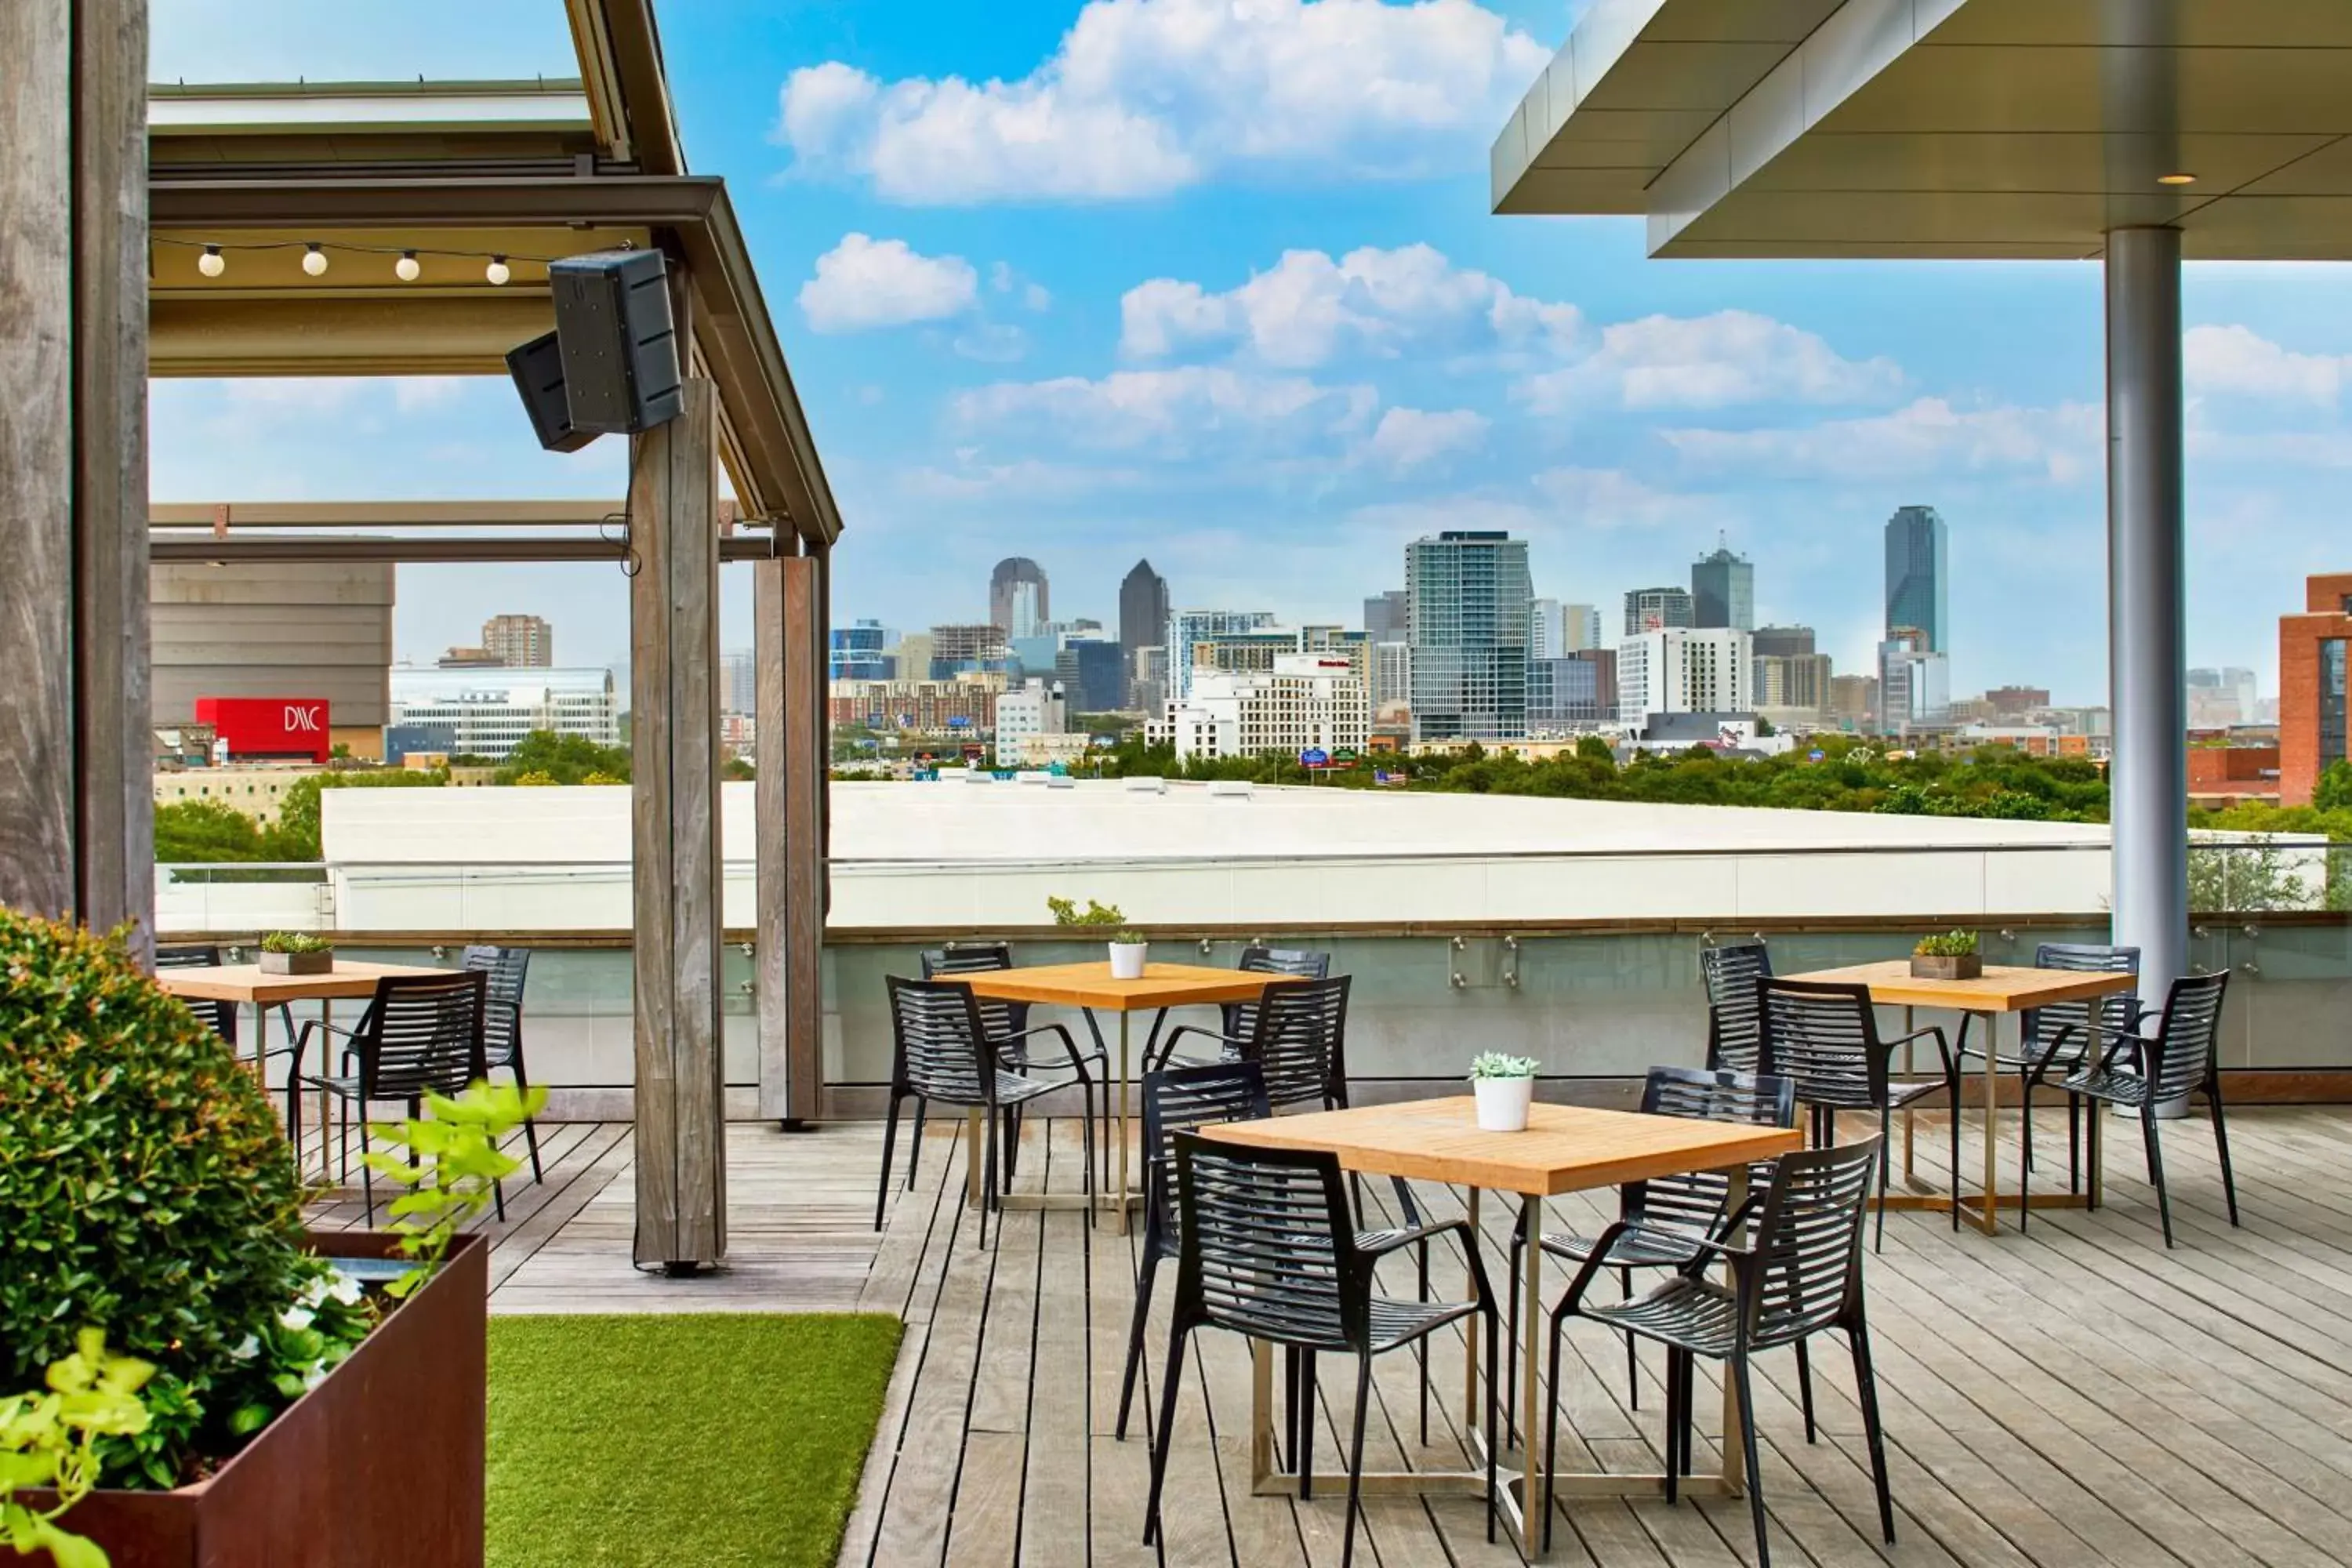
[[310, 1104, 2352, 1566]]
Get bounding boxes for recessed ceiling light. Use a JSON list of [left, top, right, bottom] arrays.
[[2158, 172, 2198, 186]]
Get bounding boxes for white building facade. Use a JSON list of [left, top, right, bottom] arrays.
[[386, 666, 619, 760], [1617, 628, 1753, 728], [993, 679, 1069, 764], [1164, 655, 1370, 761]]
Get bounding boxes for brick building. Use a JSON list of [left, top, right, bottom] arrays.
[[2279, 572, 2352, 805]]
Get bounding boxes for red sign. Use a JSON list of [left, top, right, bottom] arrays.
[[194, 696, 331, 763]]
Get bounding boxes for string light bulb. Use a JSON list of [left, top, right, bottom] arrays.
[[485, 255, 511, 286], [394, 250, 422, 282], [302, 243, 329, 276], [197, 245, 225, 278]]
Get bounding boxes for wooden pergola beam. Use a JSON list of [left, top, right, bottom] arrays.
[[0, 0, 151, 941]]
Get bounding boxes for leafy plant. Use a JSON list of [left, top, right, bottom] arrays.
[[1045, 896, 1125, 928], [0, 911, 308, 1417], [1468, 1052, 1541, 1080], [1913, 930, 1980, 957], [1, 1329, 154, 1568], [259, 931, 331, 955], [362, 1081, 547, 1299], [1109, 928, 1147, 946]]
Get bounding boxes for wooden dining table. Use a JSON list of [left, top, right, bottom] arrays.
[[956, 960, 1281, 1233], [1206, 1097, 1802, 1558], [1781, 960, 2141, 1234]]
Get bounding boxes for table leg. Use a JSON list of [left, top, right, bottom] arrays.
[[1721, 1166, 1749, 1495], [1252, 1338, 1276, 1488], [1519, 1193, 1544, 1555], [316, 999, 332, 1181], [1978, 1011, 2001, 1236], [1116, 1011, 1132, 1236], [1463, 1187, 1481, 1428], [1902, 1004, 1918, 1181]]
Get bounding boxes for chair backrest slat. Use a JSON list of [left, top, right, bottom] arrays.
[[1225, 946, 1330, 1044], [2022, 942, 2139, 1053], [1141, 1063, 1272, 1257], [1700, 941, 1773, 1073], [2150, 971, 2229, 1102], [1759, 979, 1887, 1110], [1172, 1133, 1352, 1349], [920, 943, 1029, 1043], [887, 975, 996, 1105], [358, 971, 488, 1102], [1241, 975, 1349, 1111], [1627, 1065, 1797, 1234], [1745, 1137, 1882, 1349]]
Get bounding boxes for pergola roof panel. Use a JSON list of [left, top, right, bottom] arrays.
[[1495, 0, 2352, 260]]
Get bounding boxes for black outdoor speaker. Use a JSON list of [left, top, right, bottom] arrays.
[[505, 329, 596, 452], [546, 248, 684, 436]]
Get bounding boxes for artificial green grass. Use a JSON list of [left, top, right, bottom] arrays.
[[487, 1312, 902, 1568]]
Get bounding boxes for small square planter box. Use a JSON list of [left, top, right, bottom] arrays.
[[1910, 953, 1983, 982], [41, 1231, 487, 1568], [258, 948, 335, 976]]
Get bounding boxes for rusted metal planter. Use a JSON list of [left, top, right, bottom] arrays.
[[44, 1231, 486, 1568], [1910, 953, 1984, 981]]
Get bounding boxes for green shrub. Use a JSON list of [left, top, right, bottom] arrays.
[[0, 911, 308, 1407]]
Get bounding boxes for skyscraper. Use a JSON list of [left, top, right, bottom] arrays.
[[1407, 531, 1532, 742], [481, 613, 554, 667], [1363, 589, 1410, 641], [1529, 597, 1566, 659], [1560, 604, 1603, 652], [1165, 609, 1279, 702], [1878, 626, 1951, 731], [1624, 586, 1693, 636], [1884, 505, 1948, 652], [1119, 560, 1170, 656], [1751, 625, 1817, 659], [1690, 543, 1754, 630], [989, 557, 1050, 637]]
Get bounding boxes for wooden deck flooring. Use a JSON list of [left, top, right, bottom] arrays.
[[307, 1105, 2352, 1566]]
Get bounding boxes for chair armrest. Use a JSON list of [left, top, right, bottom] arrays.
[[1356, 1218, 1470, 1261], [993, 1022, 1094, 1074], [1160, 1024, 1244, 1055], [1883, 1024, 1956, 1076]]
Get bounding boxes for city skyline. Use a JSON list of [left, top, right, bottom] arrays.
[[145, 0, 2337, 708]]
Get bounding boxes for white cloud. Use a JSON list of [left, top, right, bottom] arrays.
[[2184, 323, 2352, 405], [953, 365, 1377, 458], [1365, 406, 1488, 471], [1519, 310, 1903, 413], [797, 233, 979, 332], [1121, 243, 1577, 367], [1661, 397, 2100, 483], [393, 376, 468, 412], [1530, 466, 1710, 529], [953, 322, 1032, 363], [776, 0, 1550, 204]]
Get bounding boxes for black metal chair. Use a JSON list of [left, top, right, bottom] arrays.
[[1700, 940, 1772, 1073], [1504, 1065, 1801, 1440], [461, 945, 543, 1183], [1156, 974, 1352, 1109], [1954, 942, 2143, 1213], [921, 942, 1108, 1196], [2056, 970, 2238, 1248], [1141, 943, 1328, 1074], [1760, 977, 1959, 1247], [156, 943, 238, 1047], [1544, 1137, 1895, 1568], [1143, 1133, 1500, 1568], [1116, 1061, 1273, 1443], [285, 970, 494, 1224], [874, 975, 1084, 1244]]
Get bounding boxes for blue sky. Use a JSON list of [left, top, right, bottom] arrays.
[[151, 0, 2352, 704]]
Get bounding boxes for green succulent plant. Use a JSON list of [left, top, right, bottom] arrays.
[[1913, 930, 1980, 958]]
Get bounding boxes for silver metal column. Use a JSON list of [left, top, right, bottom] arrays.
[[2104, 226, 2188, 1033]]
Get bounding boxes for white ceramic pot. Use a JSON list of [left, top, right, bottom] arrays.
[[1474, 1076, 1534, 1133], [1108, 942, 1149, 980]]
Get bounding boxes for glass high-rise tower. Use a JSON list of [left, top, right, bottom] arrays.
[[1690, 543, 1754, 630], [1406, 531, 1532, 742], [1884, 505, 1947, 652]]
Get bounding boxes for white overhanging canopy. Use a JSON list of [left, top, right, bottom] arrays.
[[1491, 0, 2352, 1004], [1494, 0, 2352, 260]]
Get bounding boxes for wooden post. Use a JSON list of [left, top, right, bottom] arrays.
[[0, 0, 152, 941], [754, 554, 826, 1126], [629, 373, 726, 1269]]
